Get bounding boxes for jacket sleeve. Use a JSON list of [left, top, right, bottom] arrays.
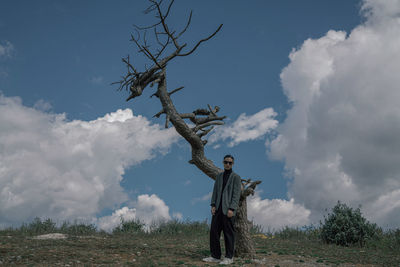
[[229, 175, 242, 213], [210, 175, 219, 207], [229, 174, 242, 211]]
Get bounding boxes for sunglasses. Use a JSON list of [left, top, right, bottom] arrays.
[[223, 161, 233, 165]]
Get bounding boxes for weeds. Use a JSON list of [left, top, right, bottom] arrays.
[[275, 225, 320, 241], [150, 219, 209, 236], [0, 217, 98, 236]]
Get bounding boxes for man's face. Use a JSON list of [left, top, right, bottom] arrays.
[[223, 157, 234, 170]]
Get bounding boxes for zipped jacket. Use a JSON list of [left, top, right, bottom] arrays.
[[210, 171, 242, 216]]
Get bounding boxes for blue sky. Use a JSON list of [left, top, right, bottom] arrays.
[[2, 0, 400, 230]]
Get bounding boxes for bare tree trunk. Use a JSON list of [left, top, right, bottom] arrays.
[[235, 197, 255, 258], [114, 0, 262, 258]]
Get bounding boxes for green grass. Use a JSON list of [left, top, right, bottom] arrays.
[[0, 218, 399, 266]]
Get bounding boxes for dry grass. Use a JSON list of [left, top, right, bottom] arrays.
[[0, 219, 399, 266]]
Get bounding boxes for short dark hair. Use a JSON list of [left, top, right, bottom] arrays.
[[224, 154, 234, 161]]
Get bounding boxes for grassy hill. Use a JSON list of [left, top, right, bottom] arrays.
[[0, 218, 399, 266]]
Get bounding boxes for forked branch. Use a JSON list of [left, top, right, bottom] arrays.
[[114, 0, 222, 103]]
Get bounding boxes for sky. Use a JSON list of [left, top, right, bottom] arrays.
[[1, 0, 400, 231]]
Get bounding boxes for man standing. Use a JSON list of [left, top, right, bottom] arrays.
[[203, 155, 242, 265]]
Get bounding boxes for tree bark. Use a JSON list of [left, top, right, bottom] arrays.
[[235, 197, 255, 258], [156, 71, 256, 258]]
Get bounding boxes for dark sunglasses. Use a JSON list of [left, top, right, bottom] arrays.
[[223, 161, 233, 165]]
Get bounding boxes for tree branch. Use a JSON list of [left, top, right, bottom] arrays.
[[192, 121, 224, 133], [153, 109, 165, 118], [165, 113, 170, 128], [152, 0, 181, 50], [197, 126, 214, 138], [168, 86, 184, 96], [196, 115, 226, 125], [177, 11, 192, 39], [178, 24, 223, 57], [242, 180, 262, 198]]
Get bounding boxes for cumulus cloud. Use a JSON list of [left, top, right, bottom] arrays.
[[268, 0, 400, 227], [0, 94, 179, 226], [97, 194, 172, 232], [97, 207, 137, 232], [0, 41, 14, 59], [209, 108, 278, 147], [248, 192, 311, 231]]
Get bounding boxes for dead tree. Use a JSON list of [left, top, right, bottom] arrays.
[[114, 0, 261, 258]]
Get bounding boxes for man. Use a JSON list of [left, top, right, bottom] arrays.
[[203, 155, 242, 265]]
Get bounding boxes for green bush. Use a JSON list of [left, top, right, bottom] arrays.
[[320, 201, 379, 246]]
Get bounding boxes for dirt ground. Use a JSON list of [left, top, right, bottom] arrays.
[[0, 234, 390, 266]]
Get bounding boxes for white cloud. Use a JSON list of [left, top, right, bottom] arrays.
[[89, 76, 104, 85], [133, 194, 171, 223], [191, 192, 212, 205], [97, 207, 137, 232], [97, 194, 172, 232], [0, 41, 14, 59], [268, 0, 400, 228], [0, 94, 179, 226], [248, 192, 311, 231], [209, 108, 278, 147]]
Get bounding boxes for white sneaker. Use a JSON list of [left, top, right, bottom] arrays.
[[202, 256, 221, 263], [219, 257, 233, 265]]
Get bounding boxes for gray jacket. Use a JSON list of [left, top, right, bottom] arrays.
[[210, 171, 242, 216]]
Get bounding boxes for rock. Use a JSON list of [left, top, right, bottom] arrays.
[[33, 233, 67, 240]]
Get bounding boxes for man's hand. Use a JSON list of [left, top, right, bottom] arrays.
[[227, 209, 234, 218], [211, 206, 216, 215]]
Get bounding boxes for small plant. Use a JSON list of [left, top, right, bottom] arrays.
[[112, 218, 145, 234], [320, 201, 379, 246]]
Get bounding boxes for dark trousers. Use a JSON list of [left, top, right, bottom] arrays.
[[210, 208, 235, 259]]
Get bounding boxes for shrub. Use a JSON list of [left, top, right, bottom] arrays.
[[60, 221, 97, 236], [367, 228, 400, 249], [19, 217, 57, 235], [320, 201, 379, 246], [112, 219, 145, 234]]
